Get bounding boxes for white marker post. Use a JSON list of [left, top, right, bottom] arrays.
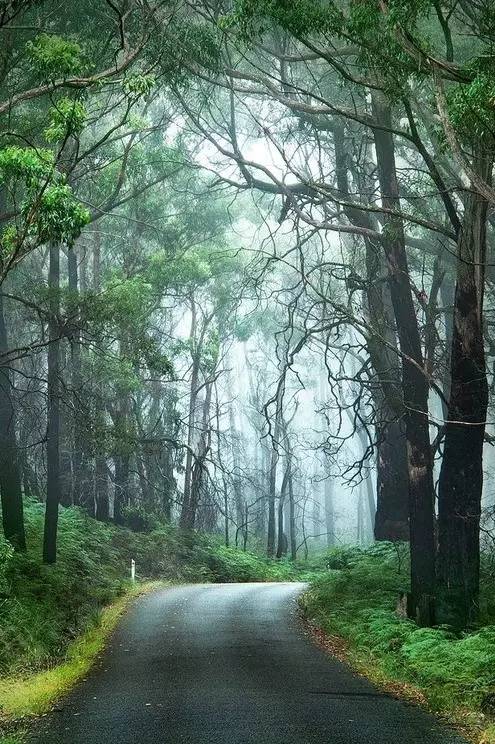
[[131, 558, 136, 583]]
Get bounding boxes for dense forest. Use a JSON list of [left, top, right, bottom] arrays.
[[1, 1, 495, 743]]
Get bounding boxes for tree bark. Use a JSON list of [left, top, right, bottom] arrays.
[[372, 92, 436, 624], [93, 233, 108, 520], [374, 417, 409, 541], [113, 447, 130, 525], [180, 298, 201, 528], [229, 403, 245, 533], [334, 123, 409, 542], [182, 380, 214, 530], [437, 147, 492, 627], [267, 387, 283, 557], [276, 461, 289, 558], [68, 243, 84, 507], [95, 455, 109, 521], [0, 292, 25, 550], [287, 454, 297, 560]]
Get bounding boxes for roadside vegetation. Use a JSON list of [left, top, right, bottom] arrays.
[[302, 544, 495, 744]]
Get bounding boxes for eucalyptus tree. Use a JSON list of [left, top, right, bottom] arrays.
[[175, 0, 495, 627]]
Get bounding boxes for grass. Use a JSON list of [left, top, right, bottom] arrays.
[[0, 581, 161, 720], [301, 543, 495, 744]]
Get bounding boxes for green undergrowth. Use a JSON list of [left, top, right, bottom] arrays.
[[302, 543, 495, 744], [0, 581, 160, 722]]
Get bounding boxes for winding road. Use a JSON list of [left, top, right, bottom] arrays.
[[32, 583, 466, 744]]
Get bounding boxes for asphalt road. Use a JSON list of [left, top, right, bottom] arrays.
[[31, 583, 466, 744]]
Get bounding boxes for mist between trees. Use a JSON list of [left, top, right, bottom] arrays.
[[0, 0, 495, 633]]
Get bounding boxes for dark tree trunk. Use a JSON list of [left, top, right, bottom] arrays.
[[374, 418, 409, 541], [276, 461, 289, 559], [366, 239, 409, 542], [229, 404, 244, 528], [437, 149, 492, 628], [113, 332, 132, 526], [43, 243, 61, 564], [180, 298, 201, 528], [0, 292, 25, 550], [334, 123, 409, 543], [91, 234, 106, 520], [372, 93, 436, 624], [267, 390, 283, 557], [114, 451, 129, 525], [288, 456, 297, 561], [440, 272, 455, 419], [182, 380, 213, 530], [147, 380, 174, 521], [364, 471, 376, 539]]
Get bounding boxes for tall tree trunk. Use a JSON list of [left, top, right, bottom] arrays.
[[440, 273, 455, 420], [287, 455, 297, 560], [0, 292, 25, 550], [147, 379, 170, 520], [374, 416, 409, 540], [372, 92, 436, 624], [276, 462, 289, 558], [229, 404, 244, 528], [182, 380, 214, 530], [334, 124, 409, 542], [113, 328, 132, 525], [180, 298, 201, 528], [267, 388, 283, 557], [437, 148, 492, 627], [59, 342, 72, 508], [364, 470, 376, 539], [93, 234, 107, 520], [43, 243, 61, 564], [366, 241, 409, 542], [113, 448, 129, 525], [95, 455, 109, 521]]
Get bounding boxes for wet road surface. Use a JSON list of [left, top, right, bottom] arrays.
[[31, 582, 466, 744]]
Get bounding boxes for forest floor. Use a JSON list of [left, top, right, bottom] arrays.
[[301, 543, 495, 744]]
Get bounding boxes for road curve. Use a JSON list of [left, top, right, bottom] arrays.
[[32, 583, 466, 744]]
